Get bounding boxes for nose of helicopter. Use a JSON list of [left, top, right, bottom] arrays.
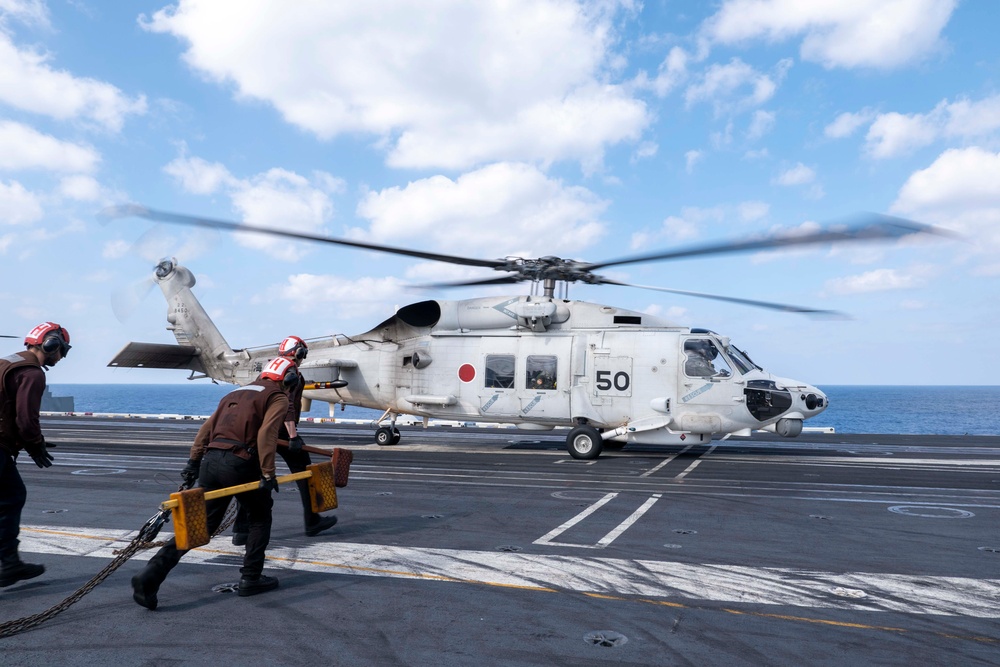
[[797, 384, 828, 416]]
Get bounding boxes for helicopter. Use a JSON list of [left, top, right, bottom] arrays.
[[104, 206, 946, 459]]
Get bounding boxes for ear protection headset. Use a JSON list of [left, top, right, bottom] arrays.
[[26, 322, 71, 358]]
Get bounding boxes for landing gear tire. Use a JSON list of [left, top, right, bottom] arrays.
[[567, 425, 603, 460], [375, 427, 398, 446]]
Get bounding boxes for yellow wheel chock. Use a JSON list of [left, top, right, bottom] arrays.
[[160, 461, 338, 550]]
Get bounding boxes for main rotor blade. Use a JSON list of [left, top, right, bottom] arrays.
[[598, 278, 849, 319], [584, 214, 953, 273], [101, 205, 507, 270], [413, 275, 524, 289]]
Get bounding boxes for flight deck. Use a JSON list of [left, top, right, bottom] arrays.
[[3, 416, 998, 666]]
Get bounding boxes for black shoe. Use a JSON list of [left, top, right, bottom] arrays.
[[238, 574, 279, 597], [0, 561, 45, 588], [131, 572, 159, 610], [232, 532, 248, 546], [305, 515, 338, 537]]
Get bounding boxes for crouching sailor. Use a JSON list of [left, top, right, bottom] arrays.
[[131, 357, 297, 609]]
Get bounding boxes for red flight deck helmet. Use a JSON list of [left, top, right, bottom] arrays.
[[278, 335, 308, 361], [25, 322, 71, 358]]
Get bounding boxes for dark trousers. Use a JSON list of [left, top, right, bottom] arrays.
[[145, 449, 273, 584], [234, 447, 316, 534], [0, 453, 27, 565]]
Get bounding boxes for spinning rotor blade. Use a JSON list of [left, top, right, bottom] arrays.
[[597, 278, 849, 319], [102, 205, 505, 270], [111, 276, 157, 323], [413, 275, 524, 289], [1, 335, 17, 339], [583, 214, 952, 272]]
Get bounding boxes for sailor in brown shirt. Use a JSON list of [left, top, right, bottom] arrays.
[[131, 357, 297, 610], [231, 335, 337, 545], [0, 323, 70, 588]]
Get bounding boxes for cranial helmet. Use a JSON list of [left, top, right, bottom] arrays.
[[260, 356, 300, 388], [25, 322, 71, 358], [278, 335, 308, 361], [684, 339, 717, 359]]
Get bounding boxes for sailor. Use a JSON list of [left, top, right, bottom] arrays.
[[231, 335, 336, 545], [0, 322, 70, 587], [131, 357, 296, 609], [684, 340, 718, 377]]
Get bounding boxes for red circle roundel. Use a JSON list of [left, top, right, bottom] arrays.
[[458, 364, 476, 383]]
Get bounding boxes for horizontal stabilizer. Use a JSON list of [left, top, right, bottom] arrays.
[[108, 342, 206, 373]]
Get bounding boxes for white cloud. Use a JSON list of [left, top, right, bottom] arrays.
[[631, 205, 724, 250], [230, 168, 334, 261], [164, 156, 235, 195], [747, 110, 775, 140], [632, 141, 658, 162], [684, 149, 703, 173], [0, 0, 51, 28], [773, 163, 815, 186], [354, 162, 607, 258], [703, 0, 957, 70], [825, 268, 925, 295], [824, 109, 875, 138], [684, 58, 789, 115], [58, 174, 101, 201], [738, 200, 769, 222], [0, 33, 146, 131], [633, 45, 689, 98], [141, 0, 648, 170], [0, 179, 43, 225], [271, 274, 408, 319], [0, 120, 99, 172], [891, 147, 1000, 253], [864, 95, 1000, 159]]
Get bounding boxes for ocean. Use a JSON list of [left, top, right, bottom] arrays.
[[47, 384, 1000, 436]]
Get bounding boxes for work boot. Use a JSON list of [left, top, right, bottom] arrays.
[[238, 574, 279, 597], [232, 532, 248, 546], [304, 515, 337, 537], [131, 568, 162, 610], [0, 560, 45, 588]]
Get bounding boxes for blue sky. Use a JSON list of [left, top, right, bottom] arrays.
[[1, 0, 997, 386]]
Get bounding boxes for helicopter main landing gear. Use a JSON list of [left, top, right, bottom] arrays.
[[567, 424, 603, 460], [375, 426, 401, 446], [374, 409, 401, 446]]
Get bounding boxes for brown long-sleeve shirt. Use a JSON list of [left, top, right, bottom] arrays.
[[0, 353, 47, 455], [188, 391, 288, 478]]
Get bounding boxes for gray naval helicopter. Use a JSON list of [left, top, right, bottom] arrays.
[[105, 206, 945, 459]]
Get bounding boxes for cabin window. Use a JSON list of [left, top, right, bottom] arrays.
[[526, 355, 557, 390], [682, 339, 732, 378], [485, 355, 515, 388]]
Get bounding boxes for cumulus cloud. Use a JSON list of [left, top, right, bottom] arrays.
[[164, 156, 235, 195], [0, 0, 51, 28], [684, 149, 703, 173], [0, 120, 99, 172], [0, 179, 43, 225], [141, 0, 649, 171], [825, 267, 925, 295], [268, 273, 409, 319], [630, 205, 726, 250], [354, 161, 607, 258], [703, 0, 957, 70], [747, 110, 775, 140], [684, 58, 790, 115], [823, 108, 876, 138], [863, 95, 1000, 158], [773, 163, 815, 186], [0, 33, 146, 131], [58, 174, 101, 201], [230, 169, 334, 261], [891, 147, 1000, 255]]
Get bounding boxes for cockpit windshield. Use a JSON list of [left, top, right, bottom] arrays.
[[725, 344, 760, 375]]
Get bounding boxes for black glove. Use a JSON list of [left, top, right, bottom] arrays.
[[29, 446, 54, 468], [288, 435, 305, 453], [259, 475, 279, 493], [180, 458, 200, 487]]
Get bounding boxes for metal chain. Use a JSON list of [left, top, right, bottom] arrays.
[[0, 499, 239, 638]]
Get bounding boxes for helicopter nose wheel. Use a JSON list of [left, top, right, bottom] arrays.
[[375, 426, 401, 446], [567, 424, 603, 460]]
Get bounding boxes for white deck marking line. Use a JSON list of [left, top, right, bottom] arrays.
[[19, 524, 1000, 618], [639, 443, 695, 478], [674, 444, 717, 480], [534, 494, 661, 549], [532, 492, 617, 546]]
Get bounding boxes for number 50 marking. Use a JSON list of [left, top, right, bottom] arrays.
[[596, 370, 630, 391]]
